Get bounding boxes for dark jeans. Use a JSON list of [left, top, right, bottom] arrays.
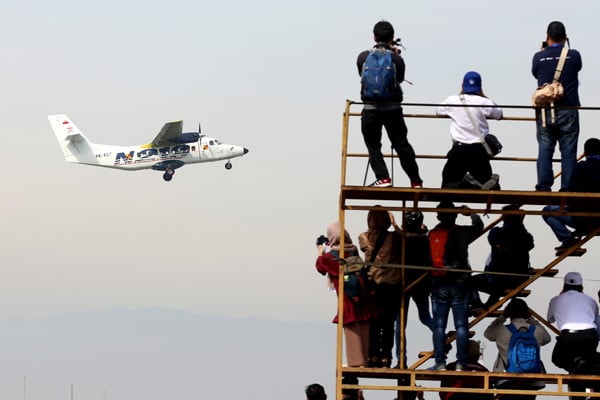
[[442, 142, 493, 188], [431, 281, 469, 365], [535, 108, 579, 191], [361, 108, 422, 184]]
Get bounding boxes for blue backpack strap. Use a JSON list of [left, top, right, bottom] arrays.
[[506, 323, 518, 334]]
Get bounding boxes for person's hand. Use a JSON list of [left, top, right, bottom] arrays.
[[460, 205, 471, 216], [388, 211, 397, 226]]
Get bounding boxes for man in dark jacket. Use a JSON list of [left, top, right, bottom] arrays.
[[532, 21, 582, 191], [542, 138, 600, 254], [429, 202, 483, 371], [356, 20, 423, 188], [471, 205, 535, 309]]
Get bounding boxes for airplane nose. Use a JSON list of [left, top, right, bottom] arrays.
[[243, 147, 249, 155]]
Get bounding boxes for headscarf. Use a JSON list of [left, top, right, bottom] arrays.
[[365, 209, 391, 243], [327, 222, 355, 254]]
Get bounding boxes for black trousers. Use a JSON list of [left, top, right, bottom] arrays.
[[361, 108, 422, 184], [442, 142, 493, 188], [552, 329, 599, 372]]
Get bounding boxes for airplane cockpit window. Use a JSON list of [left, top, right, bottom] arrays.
[[215, 139, 222, 144], [209, 140, 215, 145]]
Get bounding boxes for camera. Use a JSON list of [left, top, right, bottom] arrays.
[[316, 235, 329, 246], [542, 41, 548, 48], [393, 38, 406, 53]]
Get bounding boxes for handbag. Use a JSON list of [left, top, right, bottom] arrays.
[[484, 134, 503, 156], [459, 94, 503, 157], [532, 45, 568, 126]]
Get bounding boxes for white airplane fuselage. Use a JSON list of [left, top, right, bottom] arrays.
[[73, 137, 247, 171]]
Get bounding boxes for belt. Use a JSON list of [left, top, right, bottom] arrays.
[[561, 328, 596, 334]]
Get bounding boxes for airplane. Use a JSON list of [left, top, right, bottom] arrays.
[[48, 114, 249, 181]]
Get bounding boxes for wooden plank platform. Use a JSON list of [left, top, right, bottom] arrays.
[[341, 367, 600, 398], [341, 186, 600, 216]]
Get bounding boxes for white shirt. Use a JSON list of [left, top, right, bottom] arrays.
[[436, 94, 503, 144], [547, 290, 600, 331]]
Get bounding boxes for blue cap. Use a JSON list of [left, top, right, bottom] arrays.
[[462, 71, 482, 94]]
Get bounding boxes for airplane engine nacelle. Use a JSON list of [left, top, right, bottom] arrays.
[[170, 132, 200, 144]]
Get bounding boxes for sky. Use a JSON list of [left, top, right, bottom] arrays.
[[2, 0, 600, 397]]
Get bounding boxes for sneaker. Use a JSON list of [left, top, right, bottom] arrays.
[[481, 174, 500, 190], [411, 181, 423, 188], [554, 237, 580, 250], [427, 363, 446, 371], [556, 247, 587, 257], [369, 177, 392, 188], [455, 363, 464, 372]]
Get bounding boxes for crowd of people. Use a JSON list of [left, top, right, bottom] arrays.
[[310, 17, 600, 400]]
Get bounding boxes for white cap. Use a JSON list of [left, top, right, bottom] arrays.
[[564, 271, 583, 286]]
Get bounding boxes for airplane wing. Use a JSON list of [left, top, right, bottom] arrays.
[[147, 120, 183, 147]]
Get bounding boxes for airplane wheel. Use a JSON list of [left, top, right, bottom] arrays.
[[163, 173, 173, 182], [225, 162, 232, 170]]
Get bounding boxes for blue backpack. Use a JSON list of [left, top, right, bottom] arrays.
[[360, 48, 397, 101], [506, 323, 542, 373]]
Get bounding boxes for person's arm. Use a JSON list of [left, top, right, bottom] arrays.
[[484, 315, 506, 341], [389, 211, 401, 233], [530, 317, 552, 346], [436, 97, 450, 116], [547, 298, 556, 324], [392, 52, 406, 83], [316, 252, 338, 276]]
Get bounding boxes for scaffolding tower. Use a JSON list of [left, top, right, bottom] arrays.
[[334, 100, 600, 400]]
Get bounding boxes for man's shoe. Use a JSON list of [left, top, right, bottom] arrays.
[[455, 363, 465, 372], [554, 237, 580, 250], [427, 363, 446, 371], [369, 177, 392, 188], [556, 247, 587, 257], [481, 174, 500, 190], [411, 181, 423, 188]]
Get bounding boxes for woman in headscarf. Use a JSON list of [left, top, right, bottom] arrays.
[[358, 209, 404, 368], [316, 222, 375, 367]]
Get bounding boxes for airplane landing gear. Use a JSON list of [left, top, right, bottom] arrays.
[[163, 168, 174, 181], [225, 161, 232, 170]]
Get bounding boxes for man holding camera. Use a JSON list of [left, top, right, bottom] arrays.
[[356, 20, 423, 188], [532, 21, 582, 192]]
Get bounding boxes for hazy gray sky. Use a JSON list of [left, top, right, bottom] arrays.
[[2, 0, 600, 351]]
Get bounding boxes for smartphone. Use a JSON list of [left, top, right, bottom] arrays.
[[542, 41, 548, 48]]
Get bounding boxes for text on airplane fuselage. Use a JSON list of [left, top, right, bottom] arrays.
[[110, 145, 191, 165]]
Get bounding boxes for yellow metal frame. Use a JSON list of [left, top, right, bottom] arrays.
[[335, 99, 600, 400]]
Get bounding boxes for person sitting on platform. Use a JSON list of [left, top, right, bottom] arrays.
[[547, 271, 600, 373], [315, 222, 376, 368], [439, 340, 492, 400], [484, 298, 551, 400], [470, 205, 535, 310], [542, 138, 600, 256], [436, 71, 503, 190]]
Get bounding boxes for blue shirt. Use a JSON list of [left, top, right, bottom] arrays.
[[531, 44, 582, 106]]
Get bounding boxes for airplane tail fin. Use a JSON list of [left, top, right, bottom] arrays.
[[48, 114, 97, 164]]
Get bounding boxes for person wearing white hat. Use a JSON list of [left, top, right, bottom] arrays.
[[547, 271, 600, 372]]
